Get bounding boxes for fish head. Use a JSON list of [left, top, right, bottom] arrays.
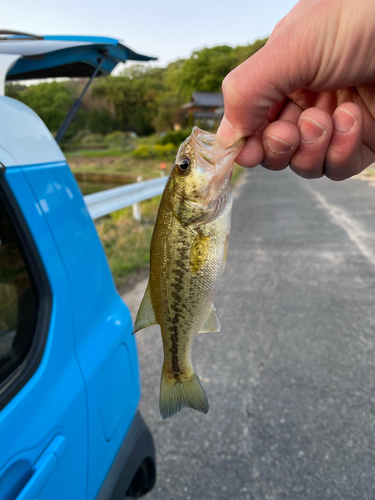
[[168, 127, 244, 225]]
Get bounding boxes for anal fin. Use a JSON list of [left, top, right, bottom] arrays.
[[198, 304, 220, 333], [133, 284, 158, 334]]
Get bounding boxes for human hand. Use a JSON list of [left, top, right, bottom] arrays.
[[217, 0, 375, 180]]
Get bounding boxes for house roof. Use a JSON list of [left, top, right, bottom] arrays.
[[183, 91, 224, 109], [191, 111, 224, 120]]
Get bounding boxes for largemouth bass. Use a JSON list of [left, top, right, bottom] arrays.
[[133, 126, 244, 419]]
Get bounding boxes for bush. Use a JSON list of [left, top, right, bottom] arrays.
[[105, 131, 129, 145], [85, 109, 117, 135], [81, 133, 105, 145], [131, 143, 176, 160], [154, 144, 176, 159], [157, 129, 191, 146], [71, 129, 92, 144], [131, 145, 154, 159]]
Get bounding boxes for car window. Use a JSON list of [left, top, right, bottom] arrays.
[[0, 198, 38, 384]]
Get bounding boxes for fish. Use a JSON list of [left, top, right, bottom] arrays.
[[133, 126, 244, 419]]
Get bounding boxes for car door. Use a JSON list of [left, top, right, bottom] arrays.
[[0, 166, 88, 500], [23, 158, 141, 500]]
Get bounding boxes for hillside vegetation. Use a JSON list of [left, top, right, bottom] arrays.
[[5, 39, 267, 286], [5, 38, 267, 139]]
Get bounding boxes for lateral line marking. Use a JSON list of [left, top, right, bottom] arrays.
[[301, 181, 375, 269]]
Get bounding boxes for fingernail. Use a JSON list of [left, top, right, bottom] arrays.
[[333, 108, 356, 133], [217, 116, 240, 148], [265, 134, 293, 154], [300, 117, 325, 144]]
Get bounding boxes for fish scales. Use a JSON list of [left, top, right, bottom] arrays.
[[151, 196, 231, 375], [133, 127, 244, 419]]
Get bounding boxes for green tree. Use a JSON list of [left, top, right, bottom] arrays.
[[5, 38, 268, 137], [12, 81, 73, 132], [92, 65, 165, 135], [152, 89, 185, 132], [166, 46, 236, 99], [163, 39, 267, 100], [233, 37, 268, 66], [4, 83, 27, 99]]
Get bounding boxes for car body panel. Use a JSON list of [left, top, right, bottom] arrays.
[[0, 80, 154, 500], [0, 167, 88, 500], [23, 160, 141, 498], [0, 97, 65, 166]]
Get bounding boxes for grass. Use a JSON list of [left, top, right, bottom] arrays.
[[96, 196, 161, 286], [66, 148, 124, 158], [364, 164, 375, 178], [232, 163, 244, 184], [68, 155, 172, 179]]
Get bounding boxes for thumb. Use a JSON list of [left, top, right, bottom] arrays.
[[216, 20, 317, 148]]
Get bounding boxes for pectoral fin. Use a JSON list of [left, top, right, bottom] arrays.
[[133, 284, 158, 334], [198, 304, 221, 333]]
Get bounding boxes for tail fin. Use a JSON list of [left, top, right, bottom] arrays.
[[159, 365, 209, 419]]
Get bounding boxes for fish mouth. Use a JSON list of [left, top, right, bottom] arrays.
[[190, 126, 244, 177], [191, 126, 244, 153]]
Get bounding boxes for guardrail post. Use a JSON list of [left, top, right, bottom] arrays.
[[132, 175, 143, 221]]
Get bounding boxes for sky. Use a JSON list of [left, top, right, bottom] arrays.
[[1, 0, 299, 69]]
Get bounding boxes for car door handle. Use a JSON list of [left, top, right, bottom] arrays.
[[15, 435, 66, 500]]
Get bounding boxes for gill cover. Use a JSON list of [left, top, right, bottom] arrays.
[[169, 127, 244, 225]]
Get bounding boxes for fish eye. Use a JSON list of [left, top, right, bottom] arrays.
[[177, 158, 191, 173]]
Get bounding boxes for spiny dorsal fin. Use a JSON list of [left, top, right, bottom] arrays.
[[198, 304, 220, 334], [133, 284, 158, 334]]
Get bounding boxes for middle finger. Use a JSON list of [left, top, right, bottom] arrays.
[[290, 108, 333, 178]]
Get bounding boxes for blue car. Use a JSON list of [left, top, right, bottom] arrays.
[[0, 32, 156, 500]]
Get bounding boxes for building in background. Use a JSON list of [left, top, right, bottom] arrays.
[[176, 91, 224, 130]]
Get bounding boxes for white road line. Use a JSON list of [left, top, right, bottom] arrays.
[[301, 181, 375, 269]]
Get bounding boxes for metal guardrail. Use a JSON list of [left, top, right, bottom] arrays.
[[84, 177, 167, 220]]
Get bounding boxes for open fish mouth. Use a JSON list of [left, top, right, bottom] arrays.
[[190, 126, 245, 179]]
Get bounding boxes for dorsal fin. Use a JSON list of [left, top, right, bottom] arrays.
[[198, 304, 220, 334], [133, 284, 158, 334]]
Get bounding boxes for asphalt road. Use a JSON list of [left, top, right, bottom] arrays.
[[123, 167, 375, 500]]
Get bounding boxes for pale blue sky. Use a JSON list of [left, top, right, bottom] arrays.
[[1, 0, 299, 68]]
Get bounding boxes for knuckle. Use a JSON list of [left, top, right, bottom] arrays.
[[270, 17, 286, 38], [221, 72, 245, 109], [221, 73, 233, 97]]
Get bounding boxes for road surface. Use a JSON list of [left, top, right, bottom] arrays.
[[123, 167, 375, 500]]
